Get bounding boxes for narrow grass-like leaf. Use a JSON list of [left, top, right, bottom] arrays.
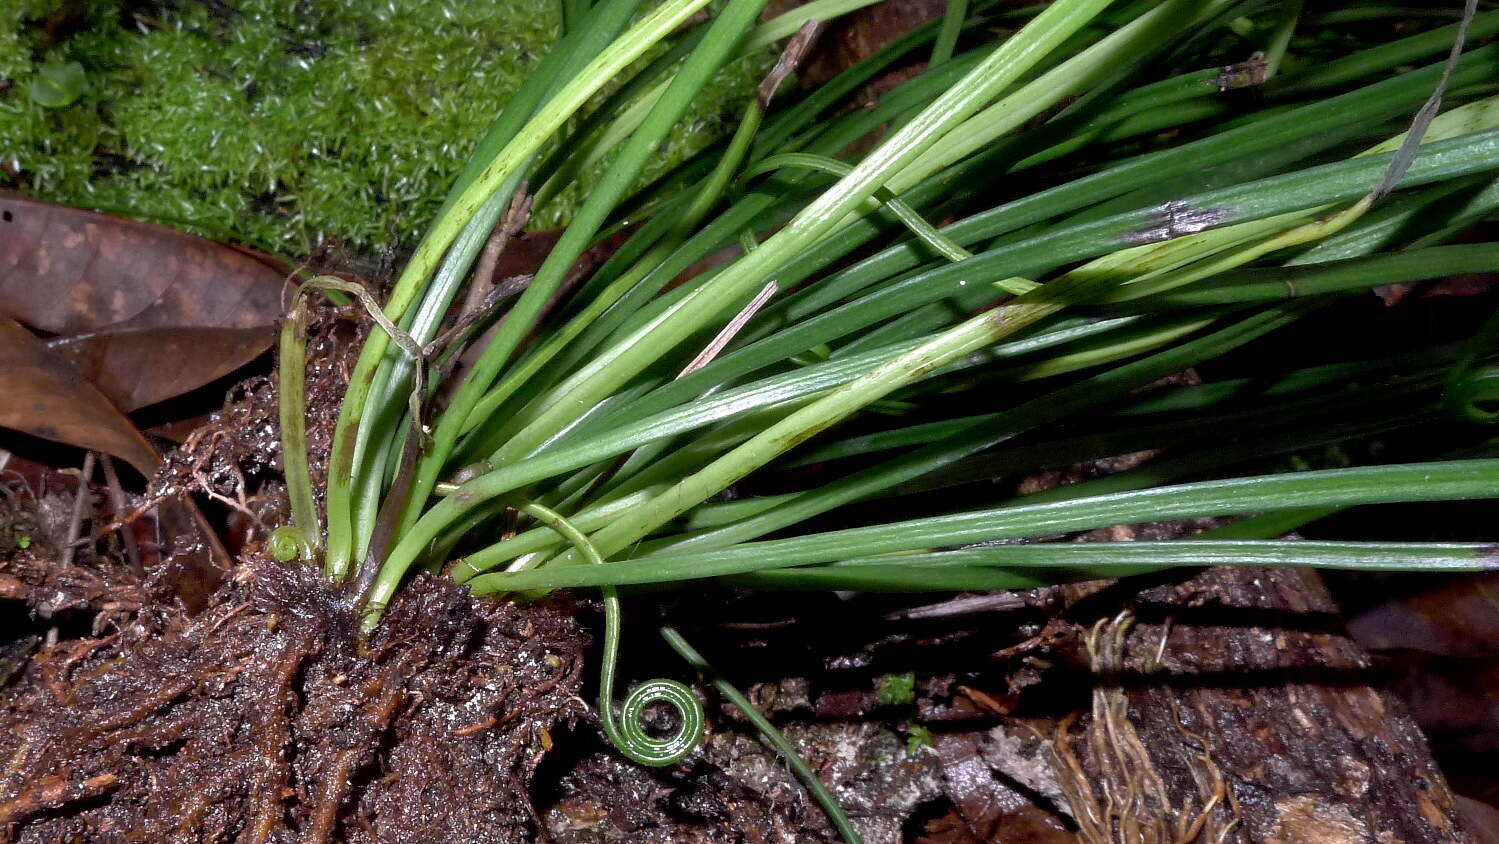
[[324, 0, 711, 577], [469, 460, 1499, 591], [401, 0, 771, 534], [479, 0, 1121, 470]]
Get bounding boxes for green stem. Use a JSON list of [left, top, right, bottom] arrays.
[[349, 176, 521, 562], [457, 97, 768, 442], [726, 536, 1497, 590], [517, 503, 705, 766], [1136, 243, 1499, 308], [440, 112, 1499, 584], [485, 0, 1120, 467], [561, 0, 593, 35], [1262, 0, 1301, 80], [371, 297, 1029, 618], [661, 625, 863, 843], [323, 0, 716, 580], [450, 487, 665, 581], [889, 0, 1230, 199], [276, 300, 320, 549], [404, 0, 770, 534], [811, 539, 1499, 573], [778, 44, 1499, 324], [536, 297, 1037, 570], [455, 305, 1299, 582], [930, 0, 969, 67], [739, 153, 984, 266]]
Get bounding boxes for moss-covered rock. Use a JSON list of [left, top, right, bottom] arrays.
[[2, 0, 760, 256]]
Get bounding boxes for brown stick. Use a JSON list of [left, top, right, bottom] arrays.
[[99, 455, 142, 576], [758, 20, 826, 107], [675, 281, 778, 378], [452, 187, 534, 334], [59, 452, 96, 567]]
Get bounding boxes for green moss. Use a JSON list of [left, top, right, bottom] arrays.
[[876, 671, 916, 706], [903, 723, 933, 755], [2, 0, 762, 256]]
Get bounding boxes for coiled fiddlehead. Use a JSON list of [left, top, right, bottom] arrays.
[[267, 524, 314, 563], [517, 502, 705, 766]]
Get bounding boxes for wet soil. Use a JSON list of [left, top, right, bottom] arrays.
[[0, 552, 586, 842], [1, 447, 1482, 843]]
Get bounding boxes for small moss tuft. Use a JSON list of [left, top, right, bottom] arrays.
[[876, 671, 916, 706], [903, 723, 933, 755]]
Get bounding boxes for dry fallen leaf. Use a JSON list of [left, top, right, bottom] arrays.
[[0, 316, 159, 475], [0, 196, 287, 411], [0, 195, 286, 334], [46, 326, 273, 412]]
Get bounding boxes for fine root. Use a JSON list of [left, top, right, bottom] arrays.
[[1048, 610, 1239, 844]]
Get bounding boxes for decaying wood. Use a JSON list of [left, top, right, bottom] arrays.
[[1049, 565, 1474, 843]]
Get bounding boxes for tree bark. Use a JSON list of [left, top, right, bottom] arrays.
[[1057, 565, 1474, 843]]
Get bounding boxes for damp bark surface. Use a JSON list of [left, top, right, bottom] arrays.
[[1054, 565, 1476, 843]]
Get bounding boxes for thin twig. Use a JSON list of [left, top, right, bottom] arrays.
[[60, 453, 96, 568], [882, 593, 1025, 621], [1372, 0, 1478, 200], [351, 421, 424, 605], [454, 186, 534, 330], [426, 273, 536, 361], [99, 456, 143, 576], [302, 276, 429, 436], [758, 19, 826, 108], [676, 281, 779, 378], [357, 193, 535, 587]]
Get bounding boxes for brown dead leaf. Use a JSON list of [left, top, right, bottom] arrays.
[[0, 195, 287, 334], [1424, 271, 1499, 298], [1375, 272, 1499, 306], [0, 316, 159, 475], [0, 196, 286, 410], [1347, 574, 1499, 657], [46, 326, 271, 412]]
